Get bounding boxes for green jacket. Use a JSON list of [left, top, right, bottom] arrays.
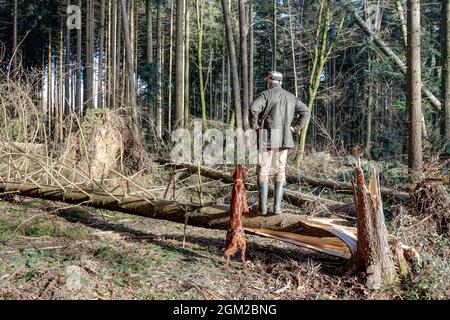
[[250, 83, 310, 149]]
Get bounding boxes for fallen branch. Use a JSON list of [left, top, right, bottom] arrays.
[[287, 173, 409, 201]]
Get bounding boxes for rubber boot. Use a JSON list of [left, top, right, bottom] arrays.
[[273, 181, 285, 215], [250, 182, 269, 215]]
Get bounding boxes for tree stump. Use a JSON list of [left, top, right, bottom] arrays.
[[352, 154, 397, 289]]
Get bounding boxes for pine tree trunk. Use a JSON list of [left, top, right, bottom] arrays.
[[196, 0, 206, 125], [443, 0, 450, 154], [156, 0, 163, 137], [287, 0, 298, 96], [76, 0, 82, 114], [167, 0, 174, 132], [12, 0, 18, 70], [119, 0, 138, 132], [98, 0, 106, 109], [238, 0, 249, 129], [65, 0, 71, 116], [48, 29, 53, 139], [221, 0, 242, 130], [407, 0, 423, 176], [248, 2, 254, 104], [185, 2, 191, 128], [272, 0, 277, 71], [175, 0, 185, 129]]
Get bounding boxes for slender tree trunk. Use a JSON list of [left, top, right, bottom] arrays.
[[119, 0, 138, 132], [185, 2, 191, 127], [175, 0, 185, 129], [248, 2, 254, 103], [196, 0, 206, 125], [146, 0, 153, 122], [48, 29, 53, 139], [443, 0, 450, 154], [168, 0, 175, 132], [97, 0, 106, 109], [221, 0, 242, 129], [76, 0, 82, 115], [238, 0, 250, 129], [12, 0, 18, 70], [297, 1, 345, 163], [365, 57, 373, 159], [65, 0, 71, 116], [85, 0, 94, 112], [272, 0, 277, 71], [395, 0, 408, 49], [288, 0, 298, 96], [156, 0, 163, 137], [58, 25, 64, 142], [406, 0, 423, 176]]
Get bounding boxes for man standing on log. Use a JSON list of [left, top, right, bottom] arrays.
[[249, 71, 310, 215]]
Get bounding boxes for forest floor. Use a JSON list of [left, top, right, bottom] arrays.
[[0, 153, 449, 300]]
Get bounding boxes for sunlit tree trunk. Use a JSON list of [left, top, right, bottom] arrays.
[[76, 0, 82, 114], [97, 0, 106, 109], [248, 2, 254, 103], [185, 1, 191, 128], [406, 0, 423, 176], [272, 0, 277, 71], [196, 0, 207, 125], [238, 0, 249, 129]]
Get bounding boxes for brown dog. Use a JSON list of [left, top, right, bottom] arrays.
[[224, 165, 249, 269]]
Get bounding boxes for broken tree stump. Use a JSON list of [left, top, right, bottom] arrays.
[[351, 154, 397, 289]]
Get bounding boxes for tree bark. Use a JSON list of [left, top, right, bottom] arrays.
[[175, 0, 185, 129], [352, 156, 396, 289], [221, 0, 242, 129], [238, 0, 250, 129], [406, 0, 423, 176]]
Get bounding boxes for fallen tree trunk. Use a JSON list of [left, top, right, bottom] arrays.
[[0, 181, 354, 259], [0, 181, 418, 271], [155, 160, 355, 215]]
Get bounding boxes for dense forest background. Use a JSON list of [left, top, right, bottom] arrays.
[[0, 0, 449, 164]]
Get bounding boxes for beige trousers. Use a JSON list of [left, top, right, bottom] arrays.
[[256, 148, 289, 183]]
